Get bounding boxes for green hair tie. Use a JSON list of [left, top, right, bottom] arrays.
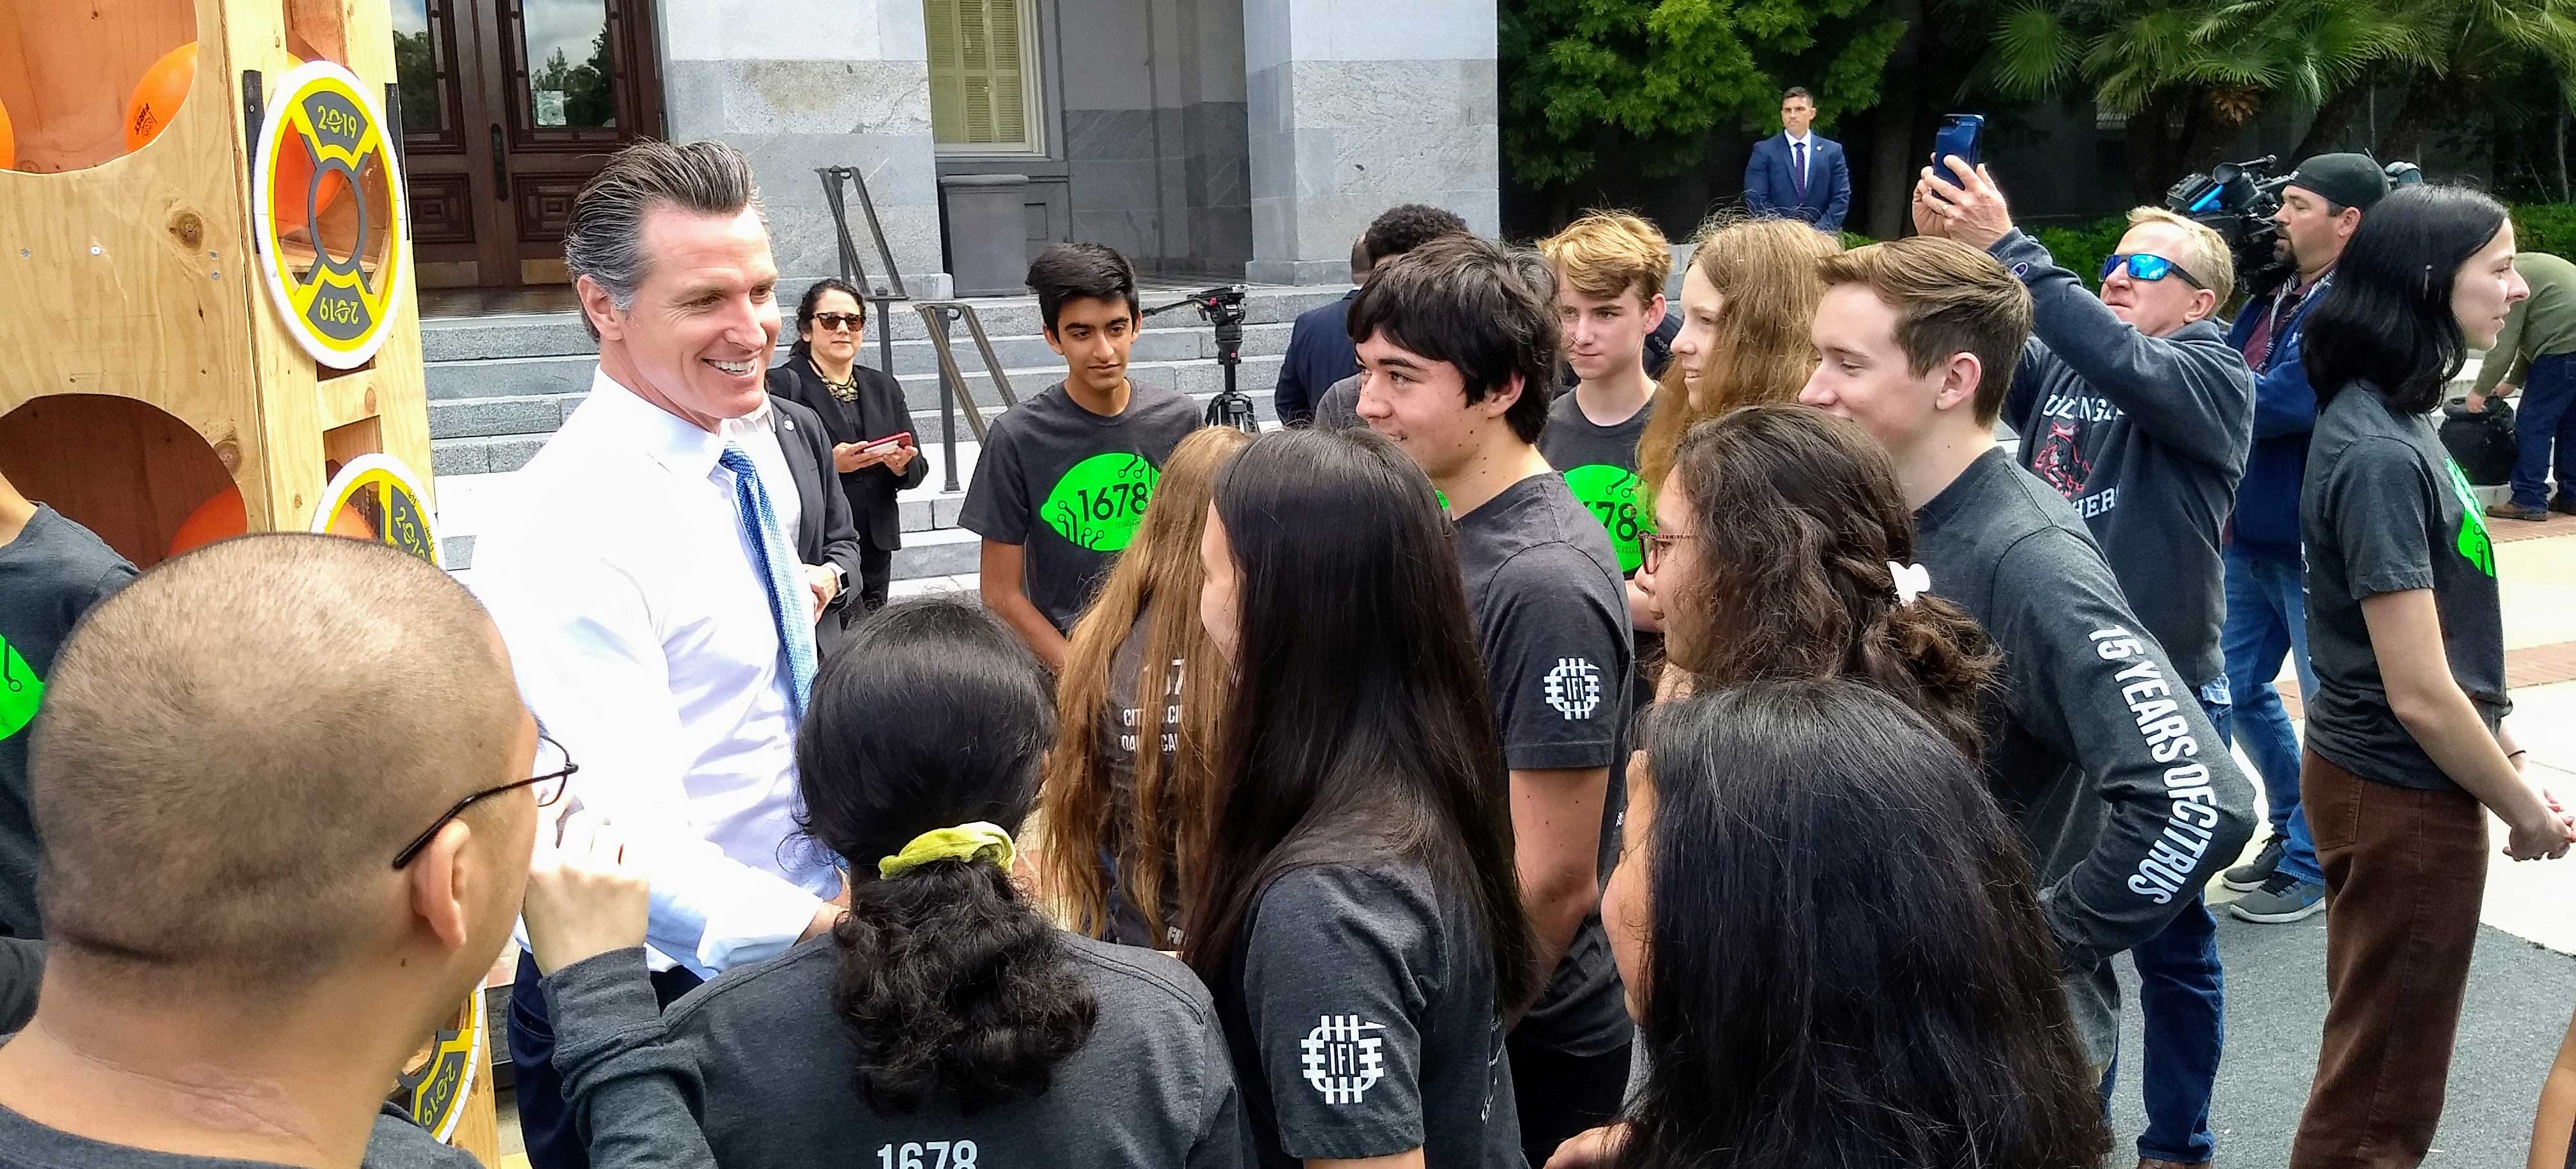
[[877, 822, 1016, 879]]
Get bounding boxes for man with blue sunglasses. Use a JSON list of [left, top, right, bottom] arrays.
[[1917, 155, 2253, 1169]]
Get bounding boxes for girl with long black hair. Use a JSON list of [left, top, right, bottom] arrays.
[[523, 599, 1252, 1167], [1563, 681, 2105, 1169], [1188, 427, 1535, 1168], [2288, 184, 2573, 1166]]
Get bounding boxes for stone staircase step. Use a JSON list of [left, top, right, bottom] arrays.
[[416, 286, 1347, 363], [422, 316, 1294, 381]]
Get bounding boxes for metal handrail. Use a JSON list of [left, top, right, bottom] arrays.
[[816, 167, 1022, 492]]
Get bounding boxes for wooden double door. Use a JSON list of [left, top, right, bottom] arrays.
[[393, 0, 666, 288]]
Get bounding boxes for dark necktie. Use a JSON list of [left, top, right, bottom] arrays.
[[1793, 141, 1808, 200]]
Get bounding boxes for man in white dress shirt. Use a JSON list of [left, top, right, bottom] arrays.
[[471, 139, 847, 1169]]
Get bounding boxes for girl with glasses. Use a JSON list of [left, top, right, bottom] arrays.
[[1634, 404, 1996, 755], [523, 599, 1253, 1167]]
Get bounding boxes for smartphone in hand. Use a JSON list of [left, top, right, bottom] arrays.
[[859, 430, 914, 453], [1931, 114, 1985, 186]]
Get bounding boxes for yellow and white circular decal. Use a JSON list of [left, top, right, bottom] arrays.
[[314, 453, 440, 566], [254, 61, 406, 369]]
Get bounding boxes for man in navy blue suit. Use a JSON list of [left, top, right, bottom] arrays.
[[1743, 87, 1851, 233]]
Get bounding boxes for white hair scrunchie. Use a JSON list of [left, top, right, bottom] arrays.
[[1888, 561, 1932, 607]]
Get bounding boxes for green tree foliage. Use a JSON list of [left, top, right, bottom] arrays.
[[1499, 0, 1906, 187], [1967, 0, 2419, 200]]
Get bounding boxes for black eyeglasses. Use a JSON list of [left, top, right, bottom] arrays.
[[1641, 531, 1695, 574], [392, 733, 578, 869], [809, 312, 864, 332]]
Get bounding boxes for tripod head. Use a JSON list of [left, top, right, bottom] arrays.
[[1144, 284, 1259, 433]]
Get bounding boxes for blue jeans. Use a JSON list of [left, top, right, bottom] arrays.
[[2510, 352, 2576, 509], [2220, 545, 2322, 885], [2110, 691, 2231, 1165]]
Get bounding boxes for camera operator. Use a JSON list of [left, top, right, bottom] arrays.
[[1917, 155, 2253, 1169], [2218, 154, 2391, 928]]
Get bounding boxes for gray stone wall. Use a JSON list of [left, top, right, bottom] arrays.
[[1241, 0, 1499, 285], [1052, 0, 1252, 275], [657, 0, 952, 296]]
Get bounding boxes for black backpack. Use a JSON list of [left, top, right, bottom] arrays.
[[2440, 397, 2517, 486]]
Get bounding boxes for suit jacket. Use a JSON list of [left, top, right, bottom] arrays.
[[765, 392, 869, 654], [1744, 132, 1851, 232], [1274, 289, 1360, 426], [767, 353, 928, 554]]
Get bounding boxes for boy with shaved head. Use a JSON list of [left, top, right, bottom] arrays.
[[0, 534, 540, 1169]]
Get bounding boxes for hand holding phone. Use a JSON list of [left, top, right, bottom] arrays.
[[1930, 114, 1985, 188], [860, 430, 914, 453]]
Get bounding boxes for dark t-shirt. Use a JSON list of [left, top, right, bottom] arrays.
[[2301, 387, 2509, 791], [1222, 862, 1519, 1168], [1913, 447, 2253, 1066], [1105, 615, 1187, 949], [1537, 391, 1653, 576], [546, 938, 1252, 1168], [958, 382, 1202, 633], [1452, 474, 1633, 1058], [0, 1099, 475, 1168], [0, 506, 137, 938]]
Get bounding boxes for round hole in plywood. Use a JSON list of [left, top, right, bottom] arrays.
[[0, 1, 200, 173], [0, 394, 235, 569]]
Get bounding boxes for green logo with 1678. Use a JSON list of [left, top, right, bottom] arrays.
[[1563, 463, 1648, 573], [1043, 453, 1160, 552]]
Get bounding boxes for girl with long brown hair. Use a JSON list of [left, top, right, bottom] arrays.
[[1034, 426, 1250, 947], [1632, 217, 1844, 501], [1638, 404, 1997, 755]]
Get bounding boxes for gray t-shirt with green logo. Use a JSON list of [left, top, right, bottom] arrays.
[[0, 505, 137, 939], [1537, 391, 1653, 575], [959, 382, 1203, 633], [2301, 387, 2509, 791]]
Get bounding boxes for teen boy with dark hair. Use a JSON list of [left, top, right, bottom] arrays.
[[963, 242, 1203, 669], [1351, 235, 1636, 1166], [1798, 236, 2256, 1078]]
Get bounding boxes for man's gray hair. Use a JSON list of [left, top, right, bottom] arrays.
[[563, 139, 765, 339]]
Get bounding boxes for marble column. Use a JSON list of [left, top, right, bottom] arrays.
[[1241, 0, 1499, 285], [657, 0, 953, 295]]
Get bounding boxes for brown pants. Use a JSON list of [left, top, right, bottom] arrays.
[[2289, 750, 2490, 1169]]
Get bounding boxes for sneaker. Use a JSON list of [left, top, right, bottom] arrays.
[[2228, 871, 2326, 924], [2222, 835, 2285, 892], [2486, 500, 2550, 522], [2551, 495, 2576, 516]]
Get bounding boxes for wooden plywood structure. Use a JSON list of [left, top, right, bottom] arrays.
[[0, 0, 431, 567], [0, 1, 489, 1161]]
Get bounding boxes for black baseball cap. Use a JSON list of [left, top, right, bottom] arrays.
[[2283, 153, 2391, 213]]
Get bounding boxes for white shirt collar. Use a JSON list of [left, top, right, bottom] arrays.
[[585, 366, 749, 483], [1786, 131, 1812, 148]]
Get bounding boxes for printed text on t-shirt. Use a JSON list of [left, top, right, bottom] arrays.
[[2092, 626, 2223, 905]]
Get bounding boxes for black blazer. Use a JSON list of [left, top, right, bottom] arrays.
[[766, 394, 868, 653], [767, 352, 928, 553]]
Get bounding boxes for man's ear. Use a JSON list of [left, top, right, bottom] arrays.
[[404, 819, 477, 955], [1933, 352, 1984, 414], [575, 275, 625, 343], [1480, 371, 1526, 418], [1644, 293, 1669, 330], [2187, 288, 2221, 324]]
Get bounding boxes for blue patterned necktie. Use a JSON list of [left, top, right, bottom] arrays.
[[718, 444, 818, 722], [1793, 141, 1807, 199]]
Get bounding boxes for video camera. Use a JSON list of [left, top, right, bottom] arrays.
[[2165, 155, 2423, 295], [1144, 284, 1260, 433]]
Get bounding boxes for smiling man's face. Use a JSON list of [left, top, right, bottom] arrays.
[[583, 204, 781, 430]]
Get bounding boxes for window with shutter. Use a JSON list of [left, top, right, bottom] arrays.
[[928, 0, 1038, 151]]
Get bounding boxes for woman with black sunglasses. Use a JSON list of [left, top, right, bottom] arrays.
[[768, 279, 926, 615]]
